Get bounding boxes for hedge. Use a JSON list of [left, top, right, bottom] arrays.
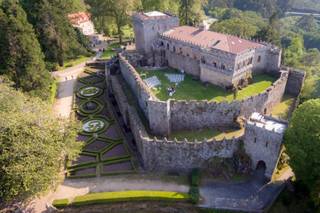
[[72, 191, 190, 206], [52, 199, 69, 208]]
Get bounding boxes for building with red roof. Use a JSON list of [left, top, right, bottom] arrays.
[[132, 11, 282, 88], [68, 12, 95, 36]]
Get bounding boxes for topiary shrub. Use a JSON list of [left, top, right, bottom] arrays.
[[52, 199, 69, 208], [77, 99, 104, 116], [77, 86, 103, 99], [191, 168, 201, 187]]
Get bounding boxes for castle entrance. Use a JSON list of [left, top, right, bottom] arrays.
[[255, 160, 267, 177]]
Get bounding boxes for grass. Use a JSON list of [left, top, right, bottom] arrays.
[[168, 128, 244, 141], [271, 95, 295, 120], [137, 68, 277, 102], [53, 191, 190, 207], [101, 43, 121, 60], [58, 55, 92, 70]]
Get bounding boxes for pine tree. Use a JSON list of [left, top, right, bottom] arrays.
[[0, 0, 52, 100]]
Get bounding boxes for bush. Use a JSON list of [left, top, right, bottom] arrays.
[[57, 191, 189, 206], [191, 168, 201, 187], [189, 186, 200, 204], [52, 199, 69, 208]]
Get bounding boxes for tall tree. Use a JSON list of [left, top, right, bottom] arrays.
[[86, 0, 140, 44], [179, 0, 206, 26], [284, 99, 320, 205], [0, 0, 53, 100], [141, 0, 179, 15], [0, 81, 82, 204], [20, 0, 91, 69]]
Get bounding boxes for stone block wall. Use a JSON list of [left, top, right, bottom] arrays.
[[119, 53, 155, 117], [109, 73, 243, 172], [166, 50, 201, 76], [243, 116, 288, 178], [148, 99, 171, 135], [284, 68, 306, 96]]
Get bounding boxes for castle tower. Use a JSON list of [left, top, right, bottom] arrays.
[[132, 11, 179, 56], [243, 113, 287, 178]]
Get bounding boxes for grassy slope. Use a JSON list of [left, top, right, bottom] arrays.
[[101, 43, 121, 60], [137, 68, 276, 102]]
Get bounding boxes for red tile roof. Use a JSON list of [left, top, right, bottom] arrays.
[[161, 26, 263, 54], [68, 12, 91, 25]]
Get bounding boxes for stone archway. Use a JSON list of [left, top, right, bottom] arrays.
[[255, 160, 267, 178]]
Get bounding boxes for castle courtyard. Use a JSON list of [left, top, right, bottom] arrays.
[[137, 67, 277, 102]]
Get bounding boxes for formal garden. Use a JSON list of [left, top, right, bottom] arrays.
[[68, 69, 137, 178], [137, 68, 277, 102]]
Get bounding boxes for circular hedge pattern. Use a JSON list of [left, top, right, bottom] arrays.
[[77, 86, 103, 99], [81, 117, 110, 135], [78, 75, 105, 85], [78, 99, 104, 116]]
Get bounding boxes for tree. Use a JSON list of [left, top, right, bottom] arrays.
[[285, 99, 320, 205], [0, 81, 82, 204], [20, 0, 91, 69], [141, 0, 179, 15], [0, 0, 53, 100], [284, 36, 305, 67], [296, 15, 317, 32], [254, 13, 281, 46], [179, 0, 206, 26], [86, 0, 140, 44]]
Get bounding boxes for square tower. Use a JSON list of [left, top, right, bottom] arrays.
[[132, 11, 179, 56], [243, 113, 288, 178]]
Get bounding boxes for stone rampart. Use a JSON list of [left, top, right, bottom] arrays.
[[284, 67, 306, 96], [109, 72, 243, 172], [118, 53, 156, 117]]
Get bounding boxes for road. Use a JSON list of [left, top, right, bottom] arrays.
[[52, 52, 102, 118]]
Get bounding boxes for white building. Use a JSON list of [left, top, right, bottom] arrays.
[[68, 12, 95, 36]]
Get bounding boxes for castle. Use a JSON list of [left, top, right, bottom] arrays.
[[106, 11, 306, 179], [132, 11, 281, 89]]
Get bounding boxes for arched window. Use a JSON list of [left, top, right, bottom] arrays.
[[167, 43, 170, 50], [221, 64, 226, 70], [257, 55, 261, 63], [160, 41, 164, 46], [201, 57, 206, 64], [173, 46, 176, 52]]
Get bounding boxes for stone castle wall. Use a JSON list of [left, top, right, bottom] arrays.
[[118, 54, 290, 135], [109, 74, 242, 172], [284, 67, 306, 96], [118, 53, 156, 117], [243, 116, 288, 178]]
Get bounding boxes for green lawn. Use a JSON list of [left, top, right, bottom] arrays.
[[101, 43, 121, 60], [168, 128, 244, 141], [137, 68, 277, 102], [271, 95, 295, 120]]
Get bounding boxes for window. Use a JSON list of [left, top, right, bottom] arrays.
[[249, 57, 253, 65], [257, 55, 261, 63], [254, 137, 257, 143], [265, 141, 269, 147], [167, 43, 169, 50], [201, 57, 206, 64], [221, 64, 226, 70], [160, 41, 164, 46], [173, 46, 176, 52], [213, 62, 217, 67]]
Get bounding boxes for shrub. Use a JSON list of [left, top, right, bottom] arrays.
[[71, 191, 190, 206], [52, 199, 69, 208], [189, 186, 200, 204], [191, 168, 201, 187]]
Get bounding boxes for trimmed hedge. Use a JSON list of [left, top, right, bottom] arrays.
[[191, 168, 201, 187], [72, 191, 190, 206], [77, 99, 104, 116], [76, 86, 103, 99], [52, 198, 69, 208], [189, 168, 201, 204], [189, 186, 200, 204]]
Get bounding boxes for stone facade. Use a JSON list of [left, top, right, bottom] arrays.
[[284, 67, 306, 96], [133, 11, 282, 88], [243, 114, 288, 178]]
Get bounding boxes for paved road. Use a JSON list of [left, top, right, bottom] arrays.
[[52, 52, 102, 118], [199, 169, 287, 212]]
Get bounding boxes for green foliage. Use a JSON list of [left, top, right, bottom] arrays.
[[0, 82, 82, 203], [179, 0, 206, 26], [189, 186, 200, 204], [191, 168, 201, 187], [20, 0, 91, 68], [284, 36, 305, 66], [141, 0, 179, 15], [52, 199, 70, 208], [53, 191, 190, 206], [285, 99, 320, 204], [86, 0, 140, 43], [0, 0, 53, 100]]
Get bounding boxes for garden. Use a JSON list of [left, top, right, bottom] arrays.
[[137, 68, 277, 102], [68, 69, 136, 178]]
